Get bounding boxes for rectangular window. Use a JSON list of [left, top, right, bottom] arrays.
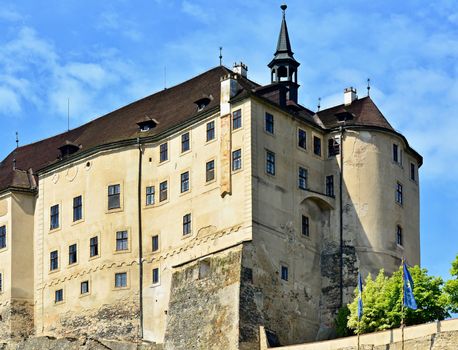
[[410, 163, 416, 181], [302, 215, 309, 236], [50, 204, 59, 230], [298, 129, 307, 149], [232, 109, 242, 130], [81, 281, 89, 294], [183, 213, 192, 235], [181, 171, 190, 193], [206, 160, 215, 182], [206, 121, 215, 141], [326, 175, 335, 197], [73, 195, 82, 222], [50, 250, 58, 271], [90, 236, 99, 257], [152, 268, 159, 284], [393, 144, 399, 163], [115, 272, 127, 288], [0, 226, 6, 249], [313, 136, 321, 157], [266, 150, 275, 175], [152, 235, 159, 252], [116, 231, 128, 251], [146, 186, 155, 206], [265, 113, 274, 134], [328, 137, 340, 157], [159, 142, 168, 162], [298, 167, 308, 190], [396, 225, 403, 246], [55, 289, 63, 303], [0, 273, 2, 293], [232, 149, 242, 171], [396, 182, 403, 205], [68, 244, 77, 265], [159, 181, 168, 202], [281, 265, 288, 281], [108, 184, 121, 210], [181, 132, 190, 153]]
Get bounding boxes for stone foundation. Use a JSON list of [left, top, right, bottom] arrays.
[[0, 300, 34, 342], [164, 246, 243, 350]]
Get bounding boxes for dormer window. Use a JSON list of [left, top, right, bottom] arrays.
[[58, 141, 80, 158], [137, 119, 158, 132], [335, 111, 354, 122], [194, 97, 211, 112]]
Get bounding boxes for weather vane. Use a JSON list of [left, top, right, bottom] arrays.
[[367, 78, 371, 97], [219, 47, 223, 66]]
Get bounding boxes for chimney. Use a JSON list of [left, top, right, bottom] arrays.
[[344, 87, 357, 105], [220, 73, 239, 116], [233, 62, 248, 78]]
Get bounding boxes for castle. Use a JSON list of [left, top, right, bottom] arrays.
[[0, 5, 421, 349]]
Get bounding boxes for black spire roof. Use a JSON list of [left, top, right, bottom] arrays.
[[268, 4, 299, 67]]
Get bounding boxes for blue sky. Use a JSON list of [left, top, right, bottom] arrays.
[[0, 1, 457, 281]]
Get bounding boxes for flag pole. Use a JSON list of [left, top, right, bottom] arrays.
[[401, 257, 405, 350], [357, 322, 360, 350]]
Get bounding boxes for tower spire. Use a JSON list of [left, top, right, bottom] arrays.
[[268, 4, 300, 103]]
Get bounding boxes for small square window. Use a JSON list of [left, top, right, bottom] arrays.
[[181, 132, 190, 153], [396, 182, 403, 205], [116, 231, 128, 251], [183, 213, 192, 235], [0, 226, 6, 249], [265, 113, 274, 134], [302, 215, 309, 236], [396, 225, 403, 246], [73, 195, 82, 222], [159, 142, 168, 162], [108, 184, 121, 210], [68, 244, 77, 265], [298, 129, 307, 149], [50, 204, 59, 230], [115, 272, 127, 288], [266, 150, 275, 175], [152, 235, 159, 252], [206, 121, 215, 142], [55, 289, 63, 303], [281, 265, 288, 281], [410, 163, 416, 181], [50, 250, 58, 271], [313, 136, 321, 157], [232, 109, 242, 130], [152, 268, 160, 285], [90, 236, 99, 257], [181, 171, 190, 193], [159, 181, 168, 202], [298, 167, 308, 190], [328, 137, 340, 157], [393, 144, 399, 163], [232, 149, 242, 171], [326, 175, 334, 197], [81, 281, 89, 294], [146, 186, 155, 206], [206, 160, 215, 182]]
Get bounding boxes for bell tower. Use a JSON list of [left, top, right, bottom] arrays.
[[268, 4, 300, 103]]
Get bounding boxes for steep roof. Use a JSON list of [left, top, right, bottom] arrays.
[[317, 97, 394, 130], [0, 66, 419, 193], [0, 66, 255, 192]]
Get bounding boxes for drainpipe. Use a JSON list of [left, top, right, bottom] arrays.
[[339, 125, 345, 308], [137, 138, 144, 339]]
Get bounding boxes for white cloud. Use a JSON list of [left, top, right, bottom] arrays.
[[0, 8, 23, 22], [181, 1, 210, 23], [0, 86, 21, 114], [97, 11, 143, 42]]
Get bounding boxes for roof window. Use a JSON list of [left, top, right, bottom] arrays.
[[194, 96, 212, 112], [137, 118, 158, 132], [58, 141, 80, 158]]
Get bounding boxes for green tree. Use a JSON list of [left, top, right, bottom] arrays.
[[444, 254, 458, 313], [347, 266, 449, 334]]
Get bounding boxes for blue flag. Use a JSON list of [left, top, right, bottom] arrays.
[[403, 263, 417, 310], [357, 272, 363, 319]]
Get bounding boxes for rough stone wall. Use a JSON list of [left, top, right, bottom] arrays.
[[45, 295, 140, 342], [0, 300, 34, 342], [163, 246, 242, 350]]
